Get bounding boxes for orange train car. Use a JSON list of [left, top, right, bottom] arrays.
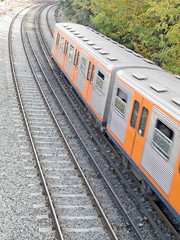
[[51, 23, 180, 222]]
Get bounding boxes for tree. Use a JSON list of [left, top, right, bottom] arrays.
[[59, 0, 180, 74], [130, 0, 180, 73]]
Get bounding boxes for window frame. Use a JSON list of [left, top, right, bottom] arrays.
[[130, 100, 140, 129], [73, 49, 77, 65], [68, 45, 75, 63], [138, 107, 149, 137], [114, 88, 128, 118], [75, 51, 80, 68], [86, 61, 92, 81], [95, 70, 105, 95], [152, 119, 174, 160], [90, 65, 95, 84], [80, 56, 87, 76], [64, 40, 69, 55], [59, 36, 65, 52]]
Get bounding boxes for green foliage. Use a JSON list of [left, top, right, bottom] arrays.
[[58, 0, 91, 25], [130, 0, 180, 73], [58, 0, 180, 75]]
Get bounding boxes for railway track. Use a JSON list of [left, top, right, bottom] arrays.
[[28, 3, 180, 240], [42, 5, 180, 240], [7, 3, 179, 240], [9, 5, 117, 240], [31, 5, 146, 239]]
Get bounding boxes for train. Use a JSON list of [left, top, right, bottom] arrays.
[[51, 22, 180, 222]]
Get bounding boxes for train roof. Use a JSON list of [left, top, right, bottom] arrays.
[[117, 68, 180, 122], [55, 23, 163, 71], [55, 23, 180, 122]]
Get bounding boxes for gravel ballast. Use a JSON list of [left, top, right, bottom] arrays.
[[0, 4, 56, 240]]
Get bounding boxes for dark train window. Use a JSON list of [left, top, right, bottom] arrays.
[[64, 40, 69, 55], [56, 33, 60, 46], [63, 40, 67, 53], [80, 57, 87, 76], [114, 88, 128, 117], [95, 71, 105, 95], [76, 51, 80, 68], [87, 62, 92, 80], [73, 49, 77, 65], [90, 65, 95, 84], [68, 45, 74, 63], [138, 107, 148, 137], [130, 100, 140, 128], [152, 120, 174, 160]]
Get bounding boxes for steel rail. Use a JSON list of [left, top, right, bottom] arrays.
[[35, 6, 147, 240], [8, 6, 64, 240], [147, 196, 180, 240], [41, 8, 173, 240], [22, 6, 119, 240], [42, 6, 180, 240], [129, 172, 180, 240], [46, 4, 54, 37]]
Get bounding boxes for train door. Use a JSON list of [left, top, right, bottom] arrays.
[[125, 95, 152, 166], [65, 42, 75, 79], [107, 82, 134, 146], [76, 51, 89, 95], [62, 38, 69, 71], [71, 47, 81, 84]]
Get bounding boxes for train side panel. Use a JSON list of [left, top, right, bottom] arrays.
[[89, 64, 111, 122], [67, 43, 112, 122], [141, 107, 180, 220], [51, 23, 180, 222], [65, 40, 76, 79], [52, 25, 112, 123], [106, 76, 134, 148], [106, 73, 180, 220], [106, 74, 152, 165], [75, 50, 89, 94]]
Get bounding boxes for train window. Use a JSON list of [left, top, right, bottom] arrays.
[[56, 33, 60, 46], [138, 107, 148, 137], [64, 41, 69, 55], [64, 40, 67, 54], [87, 62, 92, 81], [80, 57, 87, 76], [73, 49, 77, 65], [95, 71, 105, 95], [130, 100, 140, 128], [76, 51, 80, 68], [90, 65, 95, 84], [59, 36, 65, 51], [68, 45, 74, 63], [152, 120, 173, 160], [66, 42, 69, 55], [114, 88, 128, 117]]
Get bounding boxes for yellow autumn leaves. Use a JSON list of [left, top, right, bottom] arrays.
[[59, 0, 180, 74]]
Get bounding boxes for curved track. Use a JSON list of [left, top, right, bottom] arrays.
[[43, 5, 180, 240], [9, 5, 117, 240], [7, 3, 180, 240]]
